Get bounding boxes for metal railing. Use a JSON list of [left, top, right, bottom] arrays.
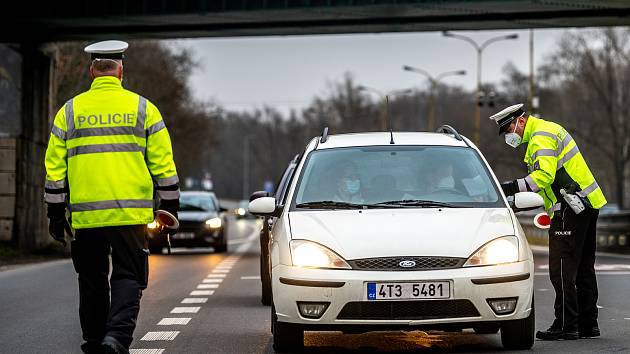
[[517, 210, 630, 253]]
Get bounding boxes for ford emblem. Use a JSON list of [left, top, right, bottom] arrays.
[[399, 260, 416, 268]]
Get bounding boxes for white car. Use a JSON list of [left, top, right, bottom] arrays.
[[249, 127, 543, 352]]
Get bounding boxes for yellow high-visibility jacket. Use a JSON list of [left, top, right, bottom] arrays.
[[515, 116, 606, 217], [44, 76, 179, 229]]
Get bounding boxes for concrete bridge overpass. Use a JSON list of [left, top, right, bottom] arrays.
[[2, 0, 630, 249]]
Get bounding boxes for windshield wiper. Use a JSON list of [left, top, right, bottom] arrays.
[[295, 201, 367, 209], [375, 199, 460, 208]]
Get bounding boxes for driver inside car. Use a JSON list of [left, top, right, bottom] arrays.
[[332, 164, 365, 204]]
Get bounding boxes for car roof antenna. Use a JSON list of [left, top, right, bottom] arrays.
[[387, 95, 395, 144], [320, 126, 329, 143]]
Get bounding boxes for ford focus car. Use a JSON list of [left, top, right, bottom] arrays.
[[249, 127, 543, 352]]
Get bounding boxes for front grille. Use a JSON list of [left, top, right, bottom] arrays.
[[337, 300, 480, 320], [177, 221, 204, 233], [348, 256, 465, 271]]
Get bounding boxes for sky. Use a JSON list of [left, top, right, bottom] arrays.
[[173, 28, 577, 116]]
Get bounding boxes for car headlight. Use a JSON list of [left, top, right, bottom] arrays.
[[147, 220, 158, 230], [205, 217, 222, 229], [464, 236, 519, 267], [290, 240, 351, 269], [236, 208, 246, 216]]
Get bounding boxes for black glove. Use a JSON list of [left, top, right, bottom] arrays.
[[158, 198, 179, 220], [48, 218, 68, 247], [500, 180, 519, 197]]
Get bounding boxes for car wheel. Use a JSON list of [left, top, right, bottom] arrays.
[[214, 234, 228, 253], [473, 324, 500, 334], [272, 303, 304, 352], [501, 295, 535, 350]]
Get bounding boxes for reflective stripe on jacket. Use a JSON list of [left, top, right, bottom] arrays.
[[514, 116, 606, 217], [44, 76, 179, 229]]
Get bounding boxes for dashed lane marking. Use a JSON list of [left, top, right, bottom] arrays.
[[130, 350, 165, 354], [141, 331, 179, 341], [170, 307, 200, 314], [212, 269, 230, 273], [197, 284, 219, 289], [535, 271, 630, 276], [202, 278, 223, 283], [181, 298, 208, 304], [158, 318, 192, 325], [190, 290, 214, 296], [206, 274, 226, 278], [241, 276, 261, 280]]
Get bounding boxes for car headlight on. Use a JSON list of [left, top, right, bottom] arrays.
[[464, 236, 519, 267], [147, 220, 158, 230], [236, 208, 246, 216], [205, 217, 222, 229], [290, 240, 351, 269]]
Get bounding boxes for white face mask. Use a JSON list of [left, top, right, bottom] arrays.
[[504, 118, 522, 148]]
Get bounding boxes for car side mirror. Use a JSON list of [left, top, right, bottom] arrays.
[[510, 192, 544, 212], [249, 190, 270, 202], [249, 197, 279, 217]]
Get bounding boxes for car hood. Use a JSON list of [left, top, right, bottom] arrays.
[[288, 208, 514, 260], [179, 211, 218, 222]]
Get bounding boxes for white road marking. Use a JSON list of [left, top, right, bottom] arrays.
[[241, 276, 261, 280], [206, 274, 226, 278], [215, 266, 232, 269], [190, 290, 214, 296], [141, 331, 179, 341], [202, 278, 223, 283], [535, 271, 630, 276], [212, 269, 230, 273], [170, 307, 200, 314], [130, 350, 165, 354], [158, 317, 192, 325], [597, 305, 604, 309], [624, 318, 630, 320], [182, 298, 208, 304], [197, 284, 219, 289], [536, 288, 549, 292], [537, 264, 630, 272]]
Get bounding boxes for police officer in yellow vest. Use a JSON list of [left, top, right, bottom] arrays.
[[490, 104, 606, 341], [44, 40, 180, 354]]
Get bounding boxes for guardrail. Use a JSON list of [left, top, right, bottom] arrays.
[[517, 210, 630, 253]]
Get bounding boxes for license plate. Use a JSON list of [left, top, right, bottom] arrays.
[[172, 232, 195, 239], [367, 281, 451, 300]]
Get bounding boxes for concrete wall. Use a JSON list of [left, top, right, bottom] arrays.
[[0, 44, 21, 242]]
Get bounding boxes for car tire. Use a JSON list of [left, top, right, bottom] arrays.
[[500, 296, 535, 350], [214, 234, 228, 253], [272, 303, 304, 352]]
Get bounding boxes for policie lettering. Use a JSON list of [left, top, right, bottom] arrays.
[[77, 113, 136, 127]]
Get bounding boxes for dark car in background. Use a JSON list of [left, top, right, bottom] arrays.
[[257, 154, 301, 305], [149, 191, 229, 254]]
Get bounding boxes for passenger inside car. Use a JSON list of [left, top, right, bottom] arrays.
[[332, 163, 365, 203]]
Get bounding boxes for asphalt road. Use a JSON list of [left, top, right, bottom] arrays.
[[1, 218, 630, 354]]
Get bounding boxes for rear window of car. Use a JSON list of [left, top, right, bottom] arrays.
[[291, 145, 504, 209]]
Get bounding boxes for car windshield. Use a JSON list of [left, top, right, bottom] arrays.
[[180, 194, 217, 212], [292, 146, 502, 209]]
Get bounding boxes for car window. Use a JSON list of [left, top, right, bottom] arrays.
[[180, 194, 217, 212], [292, 146, 502, 208], [275, 163, 297, 205]]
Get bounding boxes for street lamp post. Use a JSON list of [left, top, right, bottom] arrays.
[[402, 65, 466, 131], [357, 86, 414, 133], [442, 31, 519, 146]]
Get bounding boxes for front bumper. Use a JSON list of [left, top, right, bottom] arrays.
[[272, 260, 533, 328], [148, 224, 223, 247]]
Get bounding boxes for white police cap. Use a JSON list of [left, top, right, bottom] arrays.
[[84, 40, 128, 60], [489, 103, 525, 135]]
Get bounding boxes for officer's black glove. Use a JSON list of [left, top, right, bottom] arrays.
[[47, 202, 69, 247], [158, 198, 179, 221], [500, 180, 519, 197]]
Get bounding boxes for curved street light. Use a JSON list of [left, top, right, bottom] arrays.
[[402, 65, 466, 131], [442, 31, 519, 146]]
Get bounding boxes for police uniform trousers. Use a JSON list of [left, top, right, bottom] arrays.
[[548, 206, 599, 332], [71, 225, 149, 349]]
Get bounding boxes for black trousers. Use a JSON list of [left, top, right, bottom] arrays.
[[71, 225, 149, 349], [548, 206, 599, 332]]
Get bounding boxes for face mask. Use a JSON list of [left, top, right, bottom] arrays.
[[344, 179, 361, 195], [436, 175, 455, 189], [504, 119, 522, 148]]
